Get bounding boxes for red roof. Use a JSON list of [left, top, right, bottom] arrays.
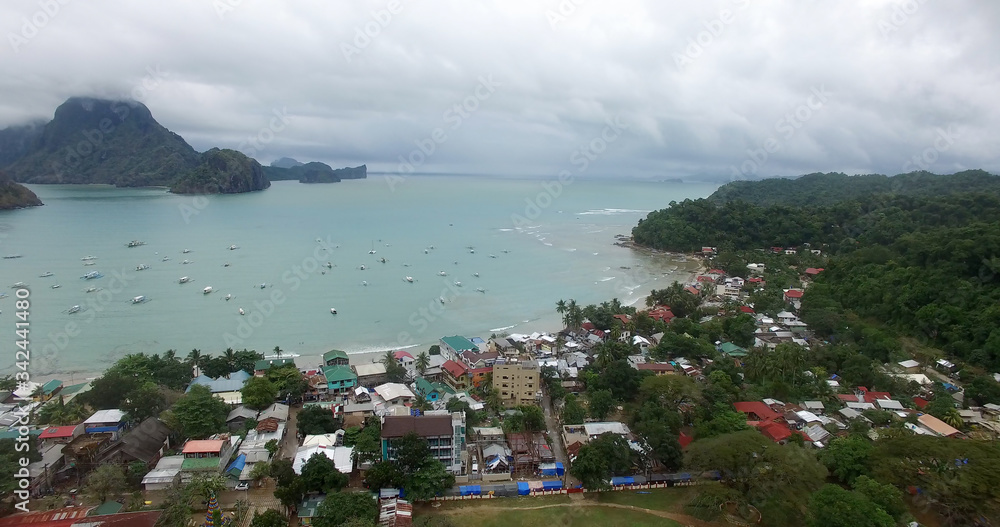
[[748, 277, 764, 283], [783, 290, 804, 299], [613, 314, 630, 325], [637, 363, 675, 373], [0, 507, 92, 527], [581, 322, 595, 331], [441, 360, 469, 379], [697, 275, 716, 283], [837, 387, 892, 404], [678, 431, 693, 449], [648, 306, 675, 322], [684, 286, 700, 295], [913, 396, 929, 409], [394, 350, 414, 360], [771, 247, 783, 253], [739, 306, 755, 314], [182, 439, 225, 454], [733, 402, 780, 421], [759, 421, 792, 442], [805, 268, 824, 275], [593, 329, 606, 338], [39, 425, 77, 439], [707, 269, 726, 275]]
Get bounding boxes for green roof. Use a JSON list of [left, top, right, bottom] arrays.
[[59, 382, 89, 395], [323, 349, 349, 362], [299, 497, 324, 518], [91, 501, 124, 516], [254, 358, 295, 370], [41, 379, 63, 394], [0, 429, 42, 440], [720, 342, 748, 356], [322, 364, 357, 383], [181, 457, 222, 471], [441, 336, 477, 352], [415, 378, 436, 396]]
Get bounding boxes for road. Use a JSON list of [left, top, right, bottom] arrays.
[[541, 392, 579, 487]]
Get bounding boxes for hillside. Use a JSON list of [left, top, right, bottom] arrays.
[[0, 120, 45, 167], [6, 97, 201, 186], [0, 170, 42, 209], [170, 148, 270, 194], [263, 162, 367, 183], [709, 170, 1000, 206]]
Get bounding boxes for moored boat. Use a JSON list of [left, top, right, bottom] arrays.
[[67, 305, 81, 314], [179, 276, 190, 284], [39, 271, 54, 277], [203, 286, 213, 294], [81, 271, 102, 280], [131, 295, 146, 304]]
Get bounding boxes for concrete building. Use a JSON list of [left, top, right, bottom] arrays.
[[492, 361, 541, 408], [381, 411, 466, 474]]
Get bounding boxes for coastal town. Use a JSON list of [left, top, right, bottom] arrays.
[[3, 239, 997, 527]]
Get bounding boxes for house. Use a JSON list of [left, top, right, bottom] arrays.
[[718, 342, 748, 357], [802, 401, 825, 414], [636, 363, 675, 376], [298, 496, 324, 526], [490, 337, 519, 357], [897, 360, 921, 374], [776, 311, 798, 325], [293, 444, 354, 475], [747, 277, 766, 289], [38, 424, 82, 447], [28, 442, 66, 496], [441, 360, 471, 391], [226, 406, 258, 432], [459, 349, 500, 369], [782, 289, 804, 309], [648, 305, 675, 323], [701, 246, 717, 255], [784, 248, 797, 255], [374, 383, 415, 405], [179, 438, 233, 481], [470, 367, 493, 388], [837, 387, 892, 405], [917, 414, 960, 437], [746, 263, 766, 275], [108, 417, 172, 467], [323, 349, 350, 367], [381, 412, 465, 474], [393, 350, 416, 366], [254, 358, 296, 376], [493, 360, 541, 408], [36, 379, 63, 402], [142, 455, 184, 491], [187, 370, 252, 405], [343, 401, 375, 421], [739, 306, 755, 314], [936, 359, 957, 372], [733, 402, 780, 422], [84, 409, 130, 441], [440, 336, 479, 361], [415, 378, 452, 402], [875, 399, 905, 412], [0, 509, 163, 527], [354, 363, 387, 387], [258, 402, 289, 422], [322, 364, 357, 395]]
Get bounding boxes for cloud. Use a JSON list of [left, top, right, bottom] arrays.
[[1, 0, 997, 179]]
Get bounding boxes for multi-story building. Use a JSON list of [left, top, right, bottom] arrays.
[[380, 411, 466, 474], [439, 336, 478, 361], [492, 360, 541, 408]]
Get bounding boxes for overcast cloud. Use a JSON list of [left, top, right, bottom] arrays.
[[1, 0, 997, 180]]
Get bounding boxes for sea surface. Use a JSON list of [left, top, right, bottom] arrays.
[[0, 176, 717, 377]]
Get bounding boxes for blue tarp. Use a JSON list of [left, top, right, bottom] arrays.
[[542, 481, 562, 490], [459, 485, 481, 496], [225, 453, 246, 479], [517, 482, 530, 495], [555, 462, 565, 475], [610, 476, 635, 486], [539, 463, 559, 476]]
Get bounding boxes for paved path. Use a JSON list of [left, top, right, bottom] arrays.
[[540, 392, 578, 487], [433, 501, 722, 527]]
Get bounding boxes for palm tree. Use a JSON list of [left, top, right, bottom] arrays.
[[381, 350, 397, 367], [223, 348, 238, 370], [556, 299, 568, 321], [186, 349, 203, 369], [942, 408, 963, 429], [164, 349, 177, 362], [273, 346, 283, 360], [415, 351, 430, 377]]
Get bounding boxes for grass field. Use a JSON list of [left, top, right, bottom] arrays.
[[423, 503, 683, 527]]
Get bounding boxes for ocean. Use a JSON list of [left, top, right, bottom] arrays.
[[0, 175, 717, 377]]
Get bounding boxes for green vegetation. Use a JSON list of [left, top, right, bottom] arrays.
[[297, 404, 342, 436], [420, 506, 681, 527], [362, 432, 455, 500], [170, 147, 270, 194], [263, 162, 367, 183], [0, 170, 42, 209], [161, 384, 230, 440]]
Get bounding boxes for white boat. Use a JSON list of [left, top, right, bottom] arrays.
[[136, 264, 150, 271], [131, 295, 146, 304], [438, 271, 447, 276], [476, 288, 486, 293], [81, 256, 97, 261], [179, 276, 190, 284], [489, 254, 497, 259], [3, 254, 22, 259], [81, 271, 102, 280], [330, 307, 338, 314], [470, 249, 475, 254], [326, 262, 333, 269], [454, 281, 462, 287], [67, 305, 81, 314], [359, 265, 366, 270], [405, 276, 413, 282], [379, 257, 386, 264], [424, 249, 429, 254], [0, 293, 6, 299], [228, 245, 239, 250], [126, 240, 145, 248], [362, 281, 368, 286], [225, 294, 232, 301], [162, 256, 171, 262], [439, 297, 446, 304], [39, 272, 54, 278], [181, 259, 193, 264], [85, 287, 99, 293], [239, 307, 245, 315], [51, 284, 61, 289], [11, 282, 27, 288], [182, 249, 191, 254], [259, 283, 266, 289], [203, 286, 213, 294], [223, 262, 231, 267], [368, 241, 376, 254], [473, 272, 479, 277], [83, 261, 96, 266]]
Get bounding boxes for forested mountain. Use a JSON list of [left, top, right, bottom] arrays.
[[709, 170, 1000, 207], [263, 162, 367, 183], [0, 170, 42, 209], [171, 148, 270, 194], [0, 120, 45, 167]]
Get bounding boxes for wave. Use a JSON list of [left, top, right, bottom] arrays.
[[497, 228, 514, 232], [577, 208, 651, 216], [490, 323, 518, 332], [347, 343, 421, 355], [543, 242, 553, 246], [597, 276, 616, 282], [563, 248, 577, 252]]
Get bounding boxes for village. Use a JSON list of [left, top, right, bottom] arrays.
[[2, 244, 999, 527]]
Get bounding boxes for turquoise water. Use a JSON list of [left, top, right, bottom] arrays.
[[0, 176, 717, 376]]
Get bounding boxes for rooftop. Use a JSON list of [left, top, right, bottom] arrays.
[[442, 360, 469, 378], [375, 383, 415, 402], [85, 409, 126, 424], [39, 425, 77, 439], [441, 335, 478, 352], [355, 362, 387, 377], [181, 439, 225, 454], [254, 358, 296, 370], [381, 415, 453, 438], [323, 364, 357, 383]]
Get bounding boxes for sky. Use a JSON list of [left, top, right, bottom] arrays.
[[1, 0, 998, 181]]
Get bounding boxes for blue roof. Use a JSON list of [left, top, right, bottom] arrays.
[[226, 453, 246, 479], [187, 372, 249, 393]]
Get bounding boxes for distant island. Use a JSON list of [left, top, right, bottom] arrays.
[[0, 97, 269, 194], [264, 158, 367, 183]]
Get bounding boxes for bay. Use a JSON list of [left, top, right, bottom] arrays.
[[0, 176, 717, 377]]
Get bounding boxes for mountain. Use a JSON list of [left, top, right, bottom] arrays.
[[270, 157, 303, 169], [6, 97, 201, 186], [263, 162, 367, 183], [0, 170, 42, 209], [171, 148, 270, 194], [0, 120, 45, 167], [1, 97, 270, 194]]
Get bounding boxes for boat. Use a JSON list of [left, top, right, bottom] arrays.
[[379, 257, 386, 264], [362, 281, 368, 286], [228, 245, 239, 250], [454, 281, 462, 287], [85, 287, 99, 293], [470, 249, 475, 254], [359, 265, 366, 270], [51, 284, 61, 289], [473, 272, 479, 277], [203, 286, 213, 294], [83, 261, 96, 266], [67, 305, 81, 314], [11, 282, 27, 288], [330, 307, 338, 314], [179, 277, 190, 284], [368, 240, 376, 255], [81, 256, 97, 261], [3, 254, 22, 259], [259, 283, 266, 289], [316, 238, 321, 242], [489, 254, 497, 259], [162, 256, 171, 262], [181, 259, 192, 264], [476, 287, 486, 293], [439, 297, 445, 304], [0, 293, 6, 299], [405, 276, 413, 282], [126, 240, 145, 247], [225, 294, 232, 301], [136, 264, 150, 271], [429, 245, 436, 249], [438, 271, 447, 276], [326, 262, 333, 269], [81, 271, 102, 280], [131, 295, 146, 304], [239, 307, 245, 315], [503, 249, 509, 253], [223, 262, 231, 267], [424, 249, 429, 254], [39, 272, 54, 278], [182, 249, 191, 253]]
